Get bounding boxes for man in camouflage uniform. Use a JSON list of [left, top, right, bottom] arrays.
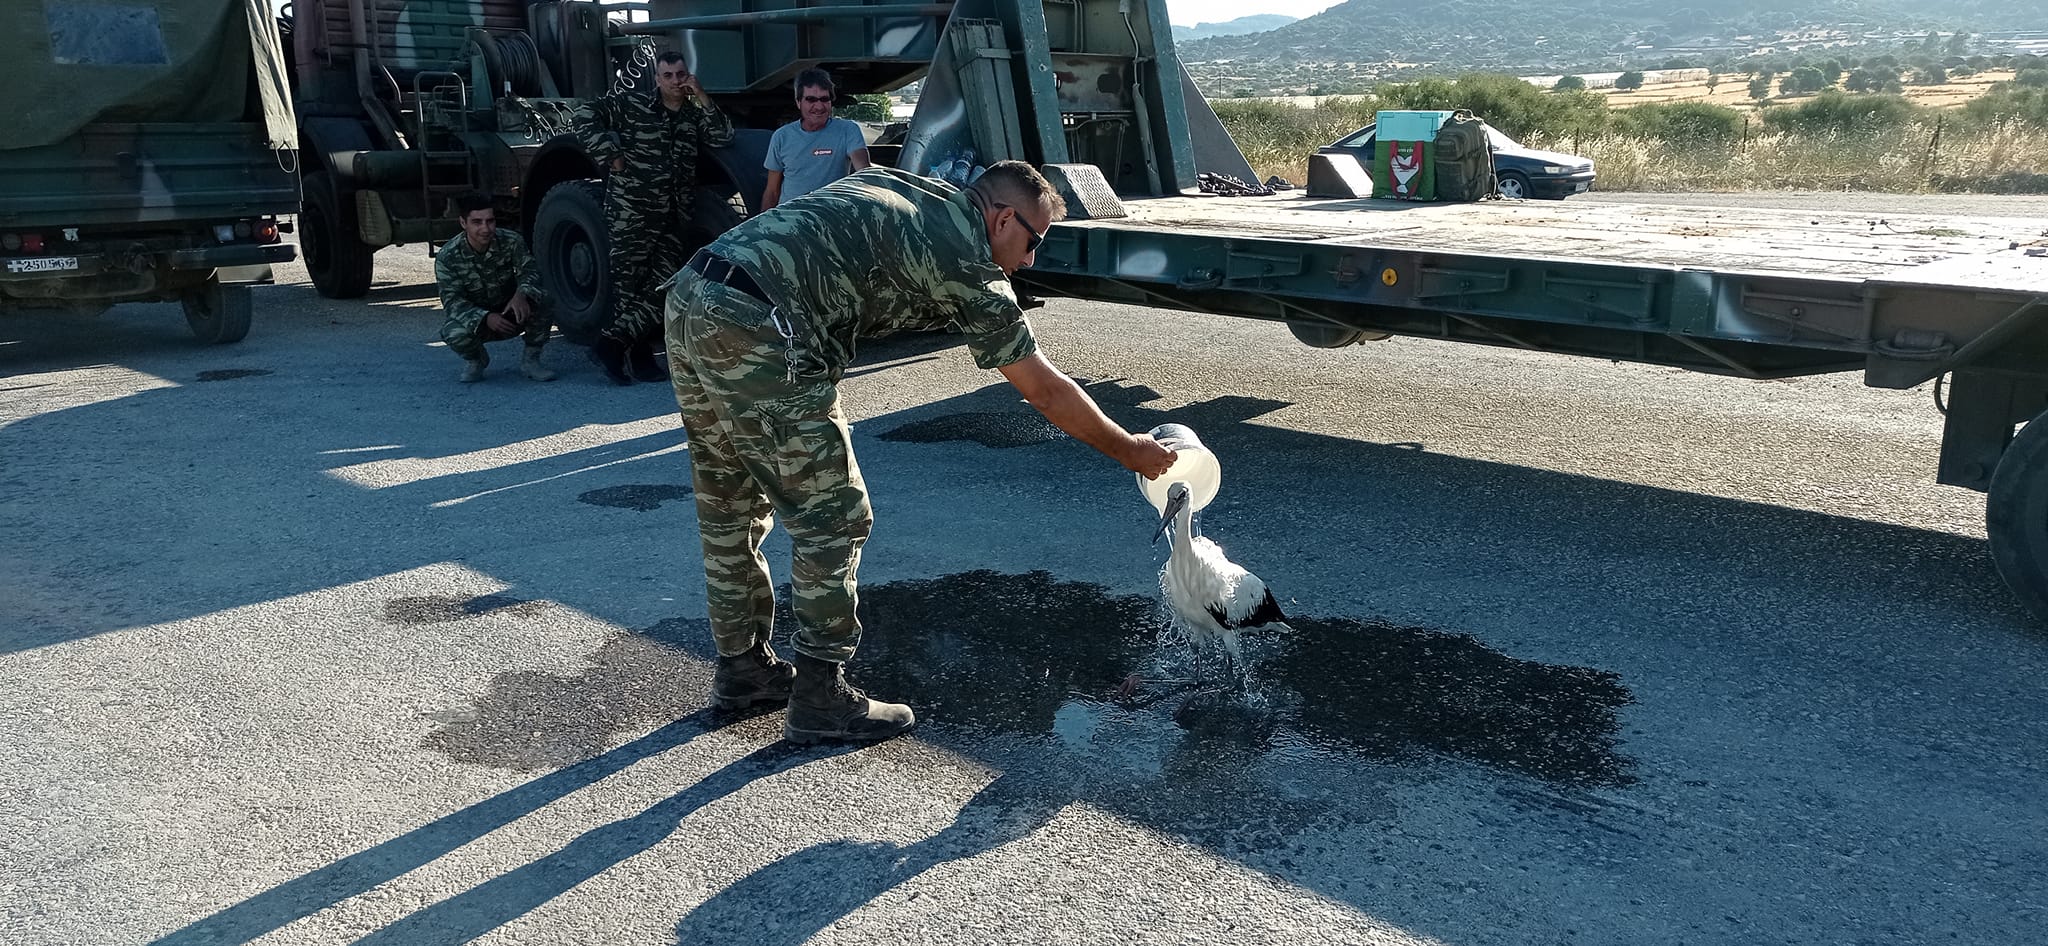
[[575, 50, 734, 386], [663, 161, 1178, 744], [436, 192, 555, 383]]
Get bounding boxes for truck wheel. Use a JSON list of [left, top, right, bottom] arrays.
[[534, 179, 611, 345], [1987, 407, 2048, 623], [684, 184, 747, 251], [301, 172, 375, 298], [182, 278, 253, 344]]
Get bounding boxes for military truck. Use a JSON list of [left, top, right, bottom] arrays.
[[286, 0, 2048, 625], [283, 0, 970, 345], [0, 0, 299, 344]]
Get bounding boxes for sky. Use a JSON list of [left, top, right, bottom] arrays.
[[1164, 0, 1343, 28]]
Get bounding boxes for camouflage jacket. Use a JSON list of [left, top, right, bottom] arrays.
[[435, 229, 546, 332], [709, 167, 1037, 375], [573, 88, 735, 199]]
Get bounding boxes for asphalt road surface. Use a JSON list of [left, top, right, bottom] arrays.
[[4, 235, 2046, 946]]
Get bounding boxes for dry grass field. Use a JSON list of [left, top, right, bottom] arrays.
[[1595, 70, 2019, 111]]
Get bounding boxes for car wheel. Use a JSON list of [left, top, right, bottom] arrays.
[[1495, 171, 1531, 200]]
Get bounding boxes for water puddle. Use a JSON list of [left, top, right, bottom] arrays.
[[578, 484, 694, 511], [853, 569, 1635, 787], [419, 571, 1633, 789], [875, 411, 1066, 448], [421, 617, 761, 771], [196, 368, 273, 382]]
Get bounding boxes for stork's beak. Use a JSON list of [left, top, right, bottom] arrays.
[[1150, 486, 1188, 546]]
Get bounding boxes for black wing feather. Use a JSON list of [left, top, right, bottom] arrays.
[[1216, 589, 1287, 629]]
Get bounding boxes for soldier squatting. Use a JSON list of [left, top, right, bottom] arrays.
[[432, 64, 1177, 743]]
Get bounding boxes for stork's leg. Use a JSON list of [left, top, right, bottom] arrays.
[[1220, 633, 1246, 691]]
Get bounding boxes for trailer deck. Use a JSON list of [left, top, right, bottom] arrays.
[[1026, 195, 2048, 397], [1058, 194, 2048, 284]]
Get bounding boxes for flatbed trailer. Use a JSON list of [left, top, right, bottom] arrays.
[[1021, 193, 2048, 619]]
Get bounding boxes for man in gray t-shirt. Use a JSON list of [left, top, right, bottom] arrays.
[[762, 68, 871, 209]]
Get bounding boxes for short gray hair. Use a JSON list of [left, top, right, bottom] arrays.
[[969, 161, 1067, 222]]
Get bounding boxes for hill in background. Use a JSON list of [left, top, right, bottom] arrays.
[[1172, 14, 1298, 42], [1181, 0, 2048, 94]]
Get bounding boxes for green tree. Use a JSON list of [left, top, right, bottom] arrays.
[[1748, 76, 1772, 100], [834, 94, 891, 123], [1552, 75, 1586, 92], [1705, 73, 1721, 93], [1947, 33, 1971, 57], [1760, 90, 1920, 134], [1783, 66, 1828, 94], [1615, 71, 1645, 91], [1963, 83, 2048, 126], [1609, 101, 1746, 142], [1817, 59, 1843, 84], [1371, 72, 1609, 141], [1917, 64, 1949, 86]]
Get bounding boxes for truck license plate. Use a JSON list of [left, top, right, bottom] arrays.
[[6, 257, 80, 274]]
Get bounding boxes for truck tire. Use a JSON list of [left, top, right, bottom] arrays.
[[1288, 321, 1380, 348], [182, 278, 253, 344], [1987, 409, 2048, 623], [301, 172, 375, 299], [536, 181, 747, 345], [534, 179, 611, 345]]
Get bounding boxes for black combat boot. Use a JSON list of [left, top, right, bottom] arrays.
[[784, 654, 916, 744], [710, 641, 796, 710], [628, 337, 670, 383], [589, 336, 633, 386]]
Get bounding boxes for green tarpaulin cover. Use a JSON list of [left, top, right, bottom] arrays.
[[3, 0, 295, 151]]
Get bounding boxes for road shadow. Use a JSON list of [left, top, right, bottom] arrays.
[[147, 710, 791, 946], [671, 774, 1061, 946]]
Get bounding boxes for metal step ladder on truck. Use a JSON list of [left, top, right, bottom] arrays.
[[290, 0, 2048, 624], [0, 0, 299, 344]]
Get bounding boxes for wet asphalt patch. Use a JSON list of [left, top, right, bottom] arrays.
[[856, 570, 1635, 786], [195, 368, 273, 382], [578, 484, 694, 512], [383, 593, 549, 626], [420, 620, 767, 771], [420, 570, 1632, 787], [875, 411, 1066, 448]]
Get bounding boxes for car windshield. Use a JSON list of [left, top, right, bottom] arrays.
[[1485, 126, 1520, 149]]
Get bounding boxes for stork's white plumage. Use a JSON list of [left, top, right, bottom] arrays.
[[1154, 482, 1290, 682]]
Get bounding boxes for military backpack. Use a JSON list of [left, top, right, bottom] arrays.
[[1432, 109, 1496, 202]]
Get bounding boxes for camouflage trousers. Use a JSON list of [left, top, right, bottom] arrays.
[[605, 192, 693, 345], [441, 301, 552, 359], [664, 267, 872, 663]]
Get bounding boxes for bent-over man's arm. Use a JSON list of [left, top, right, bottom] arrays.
[[1000, 353, 1172, 477]]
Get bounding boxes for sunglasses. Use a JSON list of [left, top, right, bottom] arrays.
[[994, 202, 1046, 254], [799, 95, 833, 104]]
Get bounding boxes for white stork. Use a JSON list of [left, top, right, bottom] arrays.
[[1151, 481, 1291, 686]]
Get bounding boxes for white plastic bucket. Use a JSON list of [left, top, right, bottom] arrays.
[[1136, 423, 1221, 516]]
